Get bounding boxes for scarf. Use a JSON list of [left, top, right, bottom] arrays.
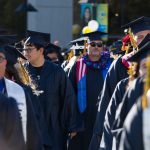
[[76, 52, 111, 113]]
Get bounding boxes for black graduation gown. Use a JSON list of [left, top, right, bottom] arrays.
[[112, 77, 144, 150], [99, 78, 129, 150], [24, 88, 43, 150], [25, 60, 80, 150], [68, 62, 105, 150], [89, 57, 128, 150], [22, 84, 51, 149], [119, 98, 144, 150]]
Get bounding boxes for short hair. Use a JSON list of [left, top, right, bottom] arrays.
[[24, 42, 43, 50]]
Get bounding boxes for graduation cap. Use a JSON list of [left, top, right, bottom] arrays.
[[138, 33, 150, 49], [15, 38, 27, 52], [83, 31, 107, 41], [121, 16, 150, 34], [128, 41, 150, 62], [45, 43, 64, 63], [24, 30, 50, 47], [70, 37, 88, 46], [109, 40, 124, 54], [4, 45, 27, 65], [0, 35, 17, 46], [69, 45, 84, 50], [15, 2, 37, 12], [45, 43, 61, 54], [15, 41, 24, 51], [0, 35, 17, 52], [69, 37, 87, 50]]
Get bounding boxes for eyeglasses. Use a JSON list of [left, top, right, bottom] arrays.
[[90, 42, 103, 48], [23, 47, 36, 53], [0, 56, 6, 63]]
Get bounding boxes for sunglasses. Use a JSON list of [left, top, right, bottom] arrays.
[[0, 56, 6, 63], [90, 42, 103, 48]]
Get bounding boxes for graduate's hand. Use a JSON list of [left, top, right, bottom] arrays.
[[70, 132, 77, 139]]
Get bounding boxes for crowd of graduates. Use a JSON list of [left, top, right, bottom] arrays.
[[0, 15, 150, 150]]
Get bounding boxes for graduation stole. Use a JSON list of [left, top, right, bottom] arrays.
[[76, 58, 87, 113], [122, 51, 135, 69], [4, 78, 27, 142], [76, 54, 111, 113], [64, 56, 78, 72]]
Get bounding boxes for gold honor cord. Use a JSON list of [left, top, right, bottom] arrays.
[[83, 38, 87, 55], [142, 55, 150, 109], [121, 45, 129, 54], [127, 63, 133, 76], [18, 59, 43, 95], [19, 60, 30, 85], [68, 50, 74, 61], [127, 28, 138, 76], [128, 28, 138, 50], [125, 44, 130, 54]]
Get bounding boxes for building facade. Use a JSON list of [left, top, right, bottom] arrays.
[[27, 0, 73, 46]]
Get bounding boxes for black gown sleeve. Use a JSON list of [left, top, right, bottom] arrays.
[[59, 67, 84, 133], [119, 99, 144, 150], [113, 77, 144, 130], [99, 78, 128, 150], [112, 77, 144, 149], [88, 57, 128, 150], [26, 86, 52, 149], [25, 90, 43, 150], [92, 57, 128, 138]]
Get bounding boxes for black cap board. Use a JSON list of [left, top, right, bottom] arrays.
[[128, 41, 150, 62], [121, 16, 150, 34], [109, 40, 124, 54], [83, 31, 107, 41], [4, 45, 27, 65], [24, 30, 50, 47], [45, 43, 61, 54], [138, 33, 150, 49], [70, 37, 88, 46]]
